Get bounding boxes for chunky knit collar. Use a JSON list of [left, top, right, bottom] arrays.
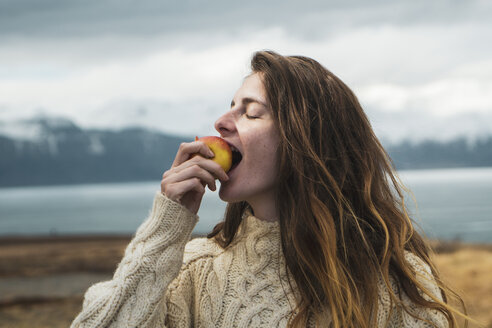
[[238, 206, 280, 235], [234, 206, 284, 274]]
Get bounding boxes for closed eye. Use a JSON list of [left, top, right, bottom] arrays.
[[246, 114, 259, 119]]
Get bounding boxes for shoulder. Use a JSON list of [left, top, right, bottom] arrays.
[[183, 236, 223, 265], [166, 237, 221, 292], [378, 251, 437, 291], [167, 237, 224, 292], [404, 251, 431, 274], [377, 251, 448, 327], [379, 251, 442, 301], [403, 251, 442, 300]]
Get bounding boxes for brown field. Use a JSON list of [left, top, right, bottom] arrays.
[[431, 241, 492, 328], [0, 236, 490, 328]]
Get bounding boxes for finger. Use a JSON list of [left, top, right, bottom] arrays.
[[173, 156, 229, 183], [165, 178, 205, 201], [163, 164, 217, 191], [172, 141, 215, 168], [189, 178, 206, 195]]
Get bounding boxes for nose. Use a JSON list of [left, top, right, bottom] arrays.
[[214, 111, 236, 137]]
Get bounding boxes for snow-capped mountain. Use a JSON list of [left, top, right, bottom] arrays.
[[0, 116, 187, 187]]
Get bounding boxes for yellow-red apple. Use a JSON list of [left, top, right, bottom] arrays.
[[193, 136, 232, 173]]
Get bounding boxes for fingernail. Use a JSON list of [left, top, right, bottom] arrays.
[[208, 150, 215, 157]]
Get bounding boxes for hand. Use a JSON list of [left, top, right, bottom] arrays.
[[161, 140, 229, 214]]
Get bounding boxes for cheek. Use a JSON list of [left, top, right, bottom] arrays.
[[247, 131, 279, 173]]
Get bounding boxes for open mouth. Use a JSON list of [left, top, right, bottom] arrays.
[[230, 147, 243, 171]]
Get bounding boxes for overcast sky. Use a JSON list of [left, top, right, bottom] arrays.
[[1, 0, 491, 144]]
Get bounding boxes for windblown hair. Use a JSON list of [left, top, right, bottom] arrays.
[[208, 50, 467, 327]]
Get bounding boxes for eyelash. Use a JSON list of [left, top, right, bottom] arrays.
[[245, 114, 259, 119]]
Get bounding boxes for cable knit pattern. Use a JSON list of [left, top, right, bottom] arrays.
[[71, 193, 448, 327]]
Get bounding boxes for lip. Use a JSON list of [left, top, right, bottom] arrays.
[[224, 139, 242, 155], [226, 139, 244, 173], [226, 157, 241, 178]]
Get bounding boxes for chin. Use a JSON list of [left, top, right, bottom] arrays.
[[218, 185, 246, 204], [218, 188, 235, 203]]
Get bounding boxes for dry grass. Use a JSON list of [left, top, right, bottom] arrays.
[[0, 236, 130, 277], [0, 297, 82, 328], [433, 246, 492, 328]]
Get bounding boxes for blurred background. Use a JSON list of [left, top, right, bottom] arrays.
[[0, 0, 490, 327]]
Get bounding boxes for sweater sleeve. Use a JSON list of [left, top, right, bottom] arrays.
[[70, 191, 199, 328]]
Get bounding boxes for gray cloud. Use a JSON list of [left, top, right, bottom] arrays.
[[0, 0, 490, 39], [1, 0, 490, 143], [2, 0, 490, 85]]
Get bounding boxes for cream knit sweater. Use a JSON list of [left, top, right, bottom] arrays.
[[71, 191, 448, 328]]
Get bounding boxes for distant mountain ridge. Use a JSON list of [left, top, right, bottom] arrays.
[[386, 138, 492, 170], [0, 117, 491, 187], [0, 117, 187, 187]]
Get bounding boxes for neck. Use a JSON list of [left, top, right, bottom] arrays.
[[247, 193, 278, 222]]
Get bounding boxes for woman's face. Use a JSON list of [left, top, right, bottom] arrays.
[[214, 73, 280, 205]]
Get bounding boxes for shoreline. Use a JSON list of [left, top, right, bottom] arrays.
[[0, 233, 208, 247], [0, 233, 489, 248], [0, 234, 133, 246], [1, 166, 492, 189]]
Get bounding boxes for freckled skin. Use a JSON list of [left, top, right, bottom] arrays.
[[214, 73, 280, 222]]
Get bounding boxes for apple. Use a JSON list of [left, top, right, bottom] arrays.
[[193, 136, 232, 173]]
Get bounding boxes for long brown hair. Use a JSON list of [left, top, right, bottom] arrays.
[[208, 50, 467, 327]]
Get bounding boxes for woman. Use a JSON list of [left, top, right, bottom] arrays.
[[71, 51, 466, 327]]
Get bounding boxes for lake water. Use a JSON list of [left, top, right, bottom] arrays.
[[0, 167, 491, 243]]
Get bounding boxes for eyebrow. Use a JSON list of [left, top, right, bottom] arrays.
[[230, 97, 268, 108]]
